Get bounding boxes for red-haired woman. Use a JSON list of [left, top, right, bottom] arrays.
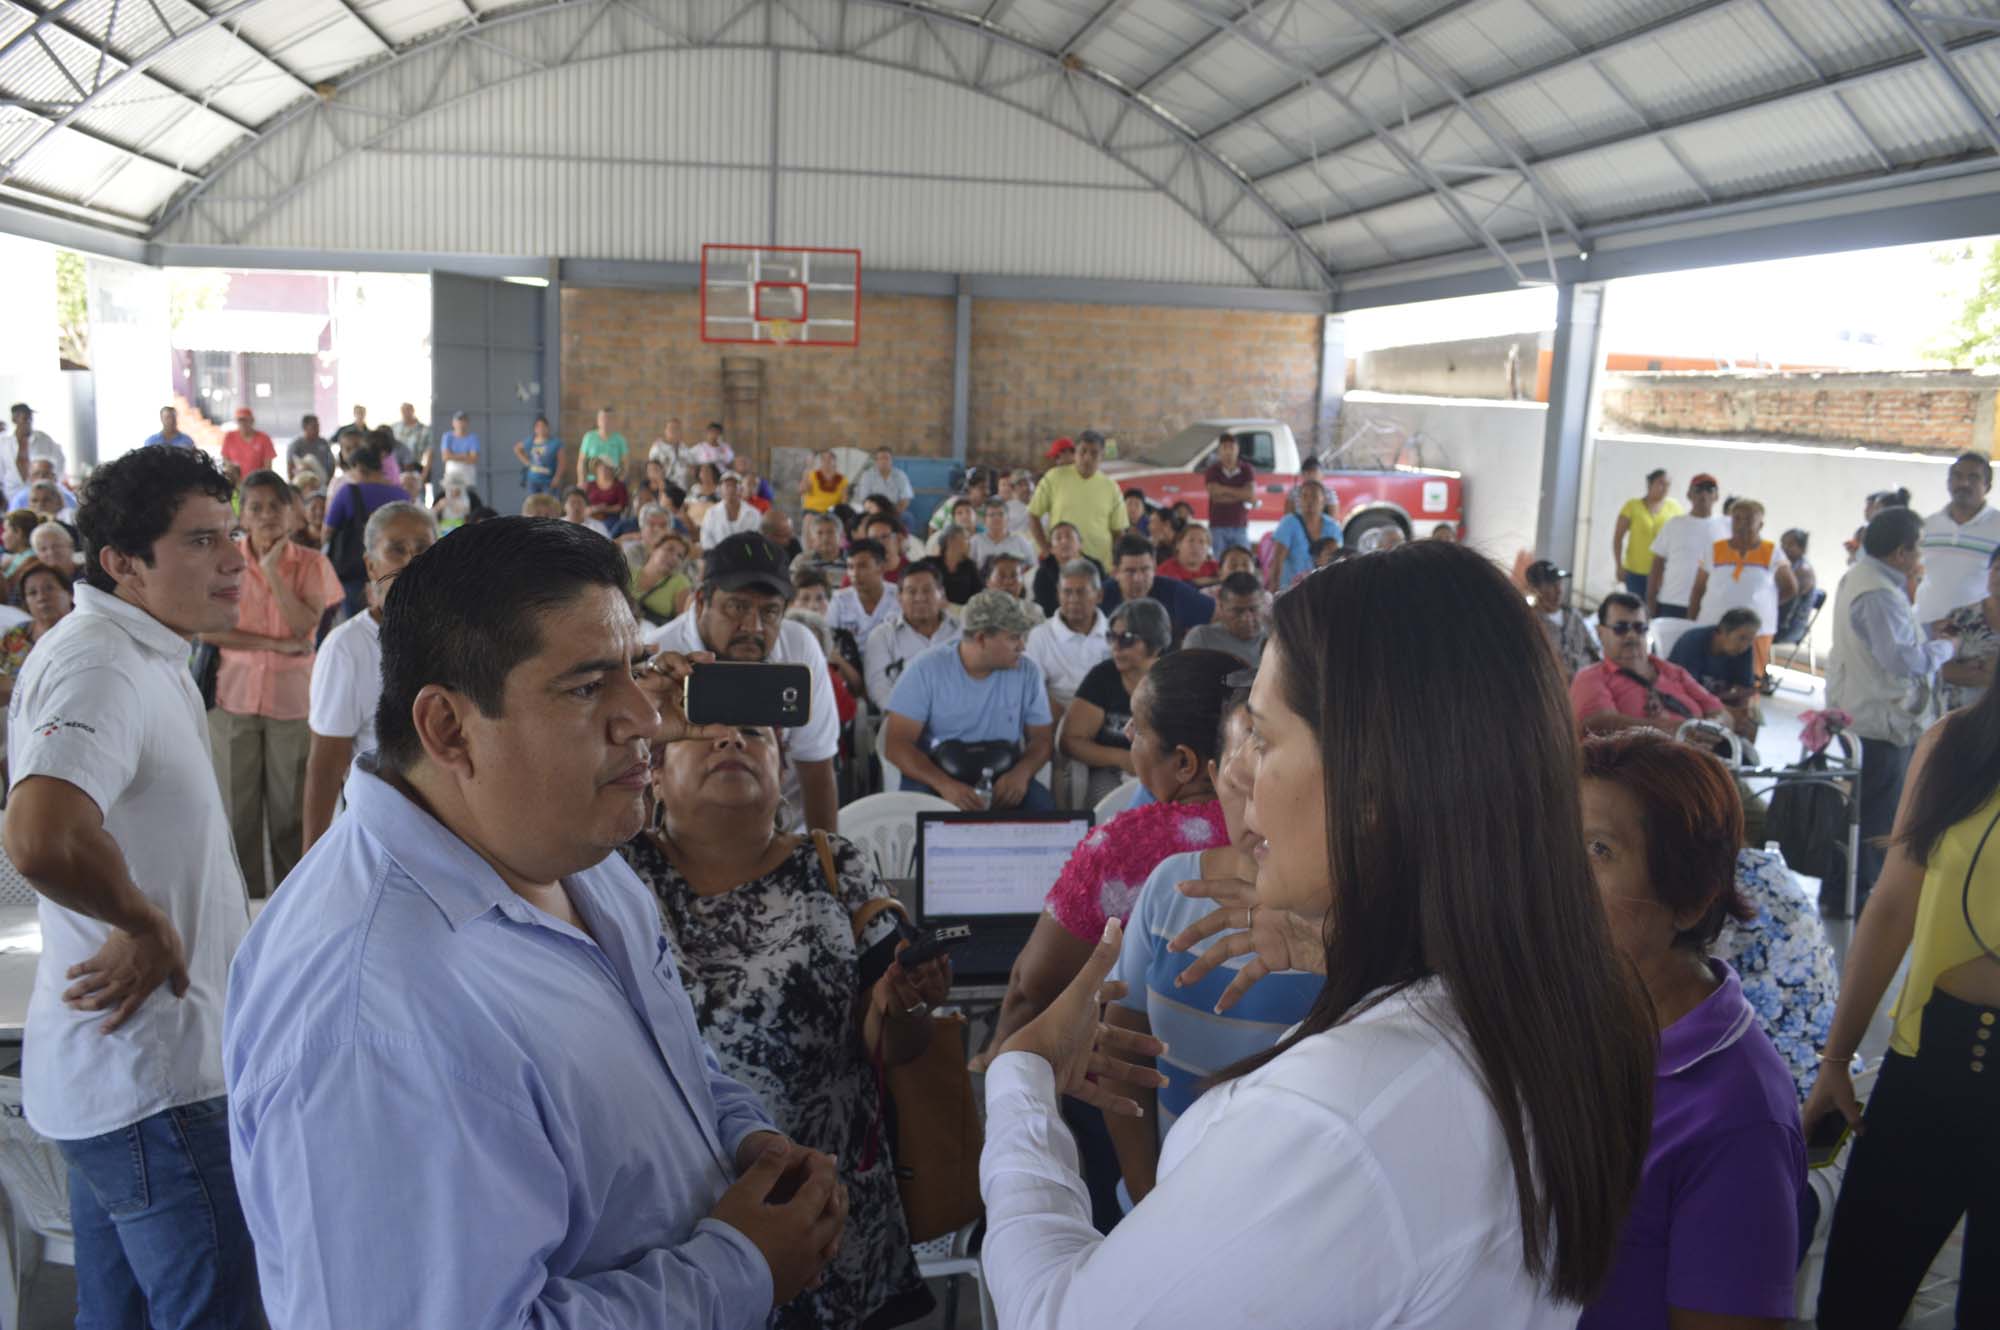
[[1578, 731, 1804, 1330]]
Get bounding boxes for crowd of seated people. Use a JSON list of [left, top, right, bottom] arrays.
[[12, 412, 1999, 1330]]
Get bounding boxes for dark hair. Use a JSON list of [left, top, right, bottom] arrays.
[[950, 498, 972, 515], [1644, 468, 1668, 484], [1123, 487, 1147, 501], [1112, 534, 1154, 564], [1218, 571, 1262, 599], [1867, 486, 1911, 510], [847, 538, 885, 563], [7, 403, 26, 417], [1899, 661, 2000, 864], [902, 558, 945, 589], [1716, 608, 1762, 633], [1596, 590, 1644, 624], [376, 517, 630, 773], [863, 514, 899, 536], [1862, 506, 1923, 559], [76, 446, 234, 594], [1954, 450, 1994, 487], [791, 567, 832, 593], [5, 510, 40, 540], [563, 486, 589, 503], [1308, 536, 1340, 558], [1581, 731, 1754, 950], [1136, 649, 1240, 768], [1229, 542, 1653, 1302], [13, 559, 72, 608], [301, 413, 319, 428], [238, 468, 289, 503], [981, 552, 1026, 580], [1780, 527, 1809, 552], [662, 481, 687, 508], [706, 421, 724, 432]]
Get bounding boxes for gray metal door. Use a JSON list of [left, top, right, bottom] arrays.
[[430, 272, 545, 519]]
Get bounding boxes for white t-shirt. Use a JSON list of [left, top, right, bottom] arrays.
[[642, 609, 839, 765], [971, 531, 1037, 569], [1648, 513, 1729, 606], [700, 501, 764, 550], [1916, 503, 2000, 624], [1698, 538, 1790, 631], [1024, 610, 1110, 706], [830, 583, 901, 644], [7, 586, 249, 1139], [308, 612, 384, 758]]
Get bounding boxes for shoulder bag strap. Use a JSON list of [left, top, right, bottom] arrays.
[[811, 829, 910, 943]]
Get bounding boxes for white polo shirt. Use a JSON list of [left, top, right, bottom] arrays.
[[699, 501, 764, 550], [829, 582, 901, 645], [1916, 503, 2000, 624], [1025, 609, 1110, 706], [1648, 513, 1729, 607], [308, 611, 384, 757], [7, 586, 249, 1139], [641, 607, 839, 765]]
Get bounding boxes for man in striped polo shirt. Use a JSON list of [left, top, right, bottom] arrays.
[[1914, 451, 2000, 629]]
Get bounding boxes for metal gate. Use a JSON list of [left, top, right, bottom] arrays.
[[430, 272, 546, 519]]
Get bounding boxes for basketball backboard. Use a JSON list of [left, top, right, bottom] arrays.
[[700, 244, 861, 347]]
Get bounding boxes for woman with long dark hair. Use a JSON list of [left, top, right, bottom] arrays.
[[979, 541, 1656, 1327], [1805, 678, 2000, 1328]]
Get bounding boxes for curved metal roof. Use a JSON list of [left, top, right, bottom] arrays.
[[3, 0, 2000, 298]]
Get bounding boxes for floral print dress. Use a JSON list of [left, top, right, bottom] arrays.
[[1713, 848, 1839, 1103], [1046, 798, 1229, 941], [1940, 599, 1998, 711], [621, 832, 933, 1330]]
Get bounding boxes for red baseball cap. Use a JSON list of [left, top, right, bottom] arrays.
[[1045, 436, 1075, 461], [234, 406, 254, 420], [1690, 473, 1719, 490]]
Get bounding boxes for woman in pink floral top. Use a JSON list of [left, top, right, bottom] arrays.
[[979, 648, 1244, 1055]]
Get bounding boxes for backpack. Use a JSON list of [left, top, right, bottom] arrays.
[[1764, 747, 1850, 885]]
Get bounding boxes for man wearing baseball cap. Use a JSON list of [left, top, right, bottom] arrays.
[[641, 532, 842, 833], [1645, 472, 1727, 622], [1027, 430, 1127, 570], [881, 589, 1054, 811], [1525, 559, 1599, 679], [221, 407, 276, 476]]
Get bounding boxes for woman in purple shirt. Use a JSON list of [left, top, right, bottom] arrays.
[[1579, 730, 1806, 1330]]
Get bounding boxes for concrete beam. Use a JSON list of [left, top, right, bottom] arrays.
[[1536, 282, 1604, 572]]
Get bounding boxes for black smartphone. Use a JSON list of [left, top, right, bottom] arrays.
[[1805, 1111, 1852, 1169], [899, 924, 973, 968], [682, 662, 812, 728]]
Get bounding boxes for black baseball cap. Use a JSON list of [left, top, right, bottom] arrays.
[[702, 532, 793, 598], [1525, 559, 1570, 585]]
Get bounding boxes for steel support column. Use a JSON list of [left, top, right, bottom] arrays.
[[1315, 314, 1344, 458], [1536, 282, 1605, 574], [541, 255, 562, 455], [951, 275, 972, 463]]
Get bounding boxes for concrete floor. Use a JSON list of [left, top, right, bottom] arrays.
[[9, 671, 1956, 1329]]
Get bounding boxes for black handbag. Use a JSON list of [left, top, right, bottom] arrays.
[[928, 739, 1021, 784], [189, 639, 219, 710]]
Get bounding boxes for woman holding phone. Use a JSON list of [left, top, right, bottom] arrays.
[[978, 542, 1655, 1328], [1804, 680, 2000, 1329]]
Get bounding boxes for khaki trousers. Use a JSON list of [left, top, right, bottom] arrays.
[[208, 708, 310, 897]]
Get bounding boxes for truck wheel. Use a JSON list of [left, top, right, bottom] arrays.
[[1343, 510, 1406, 553]]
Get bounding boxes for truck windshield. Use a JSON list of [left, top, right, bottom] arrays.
[[1130, 424, 1218, 468]]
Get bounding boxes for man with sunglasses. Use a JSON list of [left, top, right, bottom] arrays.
[[642, 532, 841, 832], [1570, 591, 1732, 737]]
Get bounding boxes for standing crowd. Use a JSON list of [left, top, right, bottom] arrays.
[[0, 400, 1993, 1330]]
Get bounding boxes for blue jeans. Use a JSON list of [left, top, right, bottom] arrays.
[[59, 1097, 260, 1330], [900, 774, 1054, 810], [1210, 525, 1251, 553], [1621, 570, 1650, 597]]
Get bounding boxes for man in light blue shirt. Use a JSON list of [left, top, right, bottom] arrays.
[[143, 404, 195, 449], [224, 517, 846, 1328], [852, 446, 915, 515], [882, 589, 1054, 810]]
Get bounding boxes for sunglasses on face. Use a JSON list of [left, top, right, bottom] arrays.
[[1604, 620, 1648, 636], [1111, 630, 1147, 649]]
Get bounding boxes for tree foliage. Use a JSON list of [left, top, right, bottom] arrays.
[[1928, 241, 2000, 367], [54, 249, 88, 367]]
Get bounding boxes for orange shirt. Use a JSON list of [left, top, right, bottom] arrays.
[[216, 537, 344, 720]]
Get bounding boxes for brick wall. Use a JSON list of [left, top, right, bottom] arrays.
[[560, 288, 1324, 472], [1599, 370, 1997, 456]]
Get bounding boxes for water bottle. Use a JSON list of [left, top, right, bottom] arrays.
[[974, 767, 995, 810]]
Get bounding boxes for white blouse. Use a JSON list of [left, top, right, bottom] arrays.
[[979, 979, 1581, 1330]]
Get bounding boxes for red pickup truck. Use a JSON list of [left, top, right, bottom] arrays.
[[1102, 419, 1464, 550]]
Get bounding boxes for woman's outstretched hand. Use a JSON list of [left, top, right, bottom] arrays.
[[998, 919, 1167, 1118], [1167, 874, 1326, 1014]]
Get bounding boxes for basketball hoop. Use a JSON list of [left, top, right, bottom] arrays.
[[760, 318, 799, 346]]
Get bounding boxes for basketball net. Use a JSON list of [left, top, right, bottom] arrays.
[[760, 318, 798, 346]]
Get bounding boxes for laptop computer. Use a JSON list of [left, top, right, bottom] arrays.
[[914, 809, 1094, 985]]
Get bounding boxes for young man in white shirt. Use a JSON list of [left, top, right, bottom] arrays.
[[3, 445, 260, 1326], [971, 498, 1036, 569], [1023, 558, 1110, 721], [301, 501, 439, 854], [1644, 472, 1727, 621], [699, 473, 763, 550], [828, 539, 900, 645], [1915, 450, 2000, 627]]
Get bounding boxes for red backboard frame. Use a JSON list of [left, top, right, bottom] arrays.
[[700, 244, 862, 347]]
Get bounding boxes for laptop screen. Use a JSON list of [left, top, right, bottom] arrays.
[[917, 811, 1094, 921]]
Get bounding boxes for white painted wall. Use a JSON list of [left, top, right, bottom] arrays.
[[1338, 390, 1962, 661]]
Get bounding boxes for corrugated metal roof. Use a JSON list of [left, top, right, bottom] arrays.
[[1, 0, 1998, 296]]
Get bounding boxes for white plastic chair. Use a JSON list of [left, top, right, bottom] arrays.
[[1092, 777, 1141, 824], [915, 1221, 994, 1330], [839, 792, 955, 880], [0, 1076, 72, 1330], [0, 850, 35, 909], [1649, 616, 1697, 660]]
